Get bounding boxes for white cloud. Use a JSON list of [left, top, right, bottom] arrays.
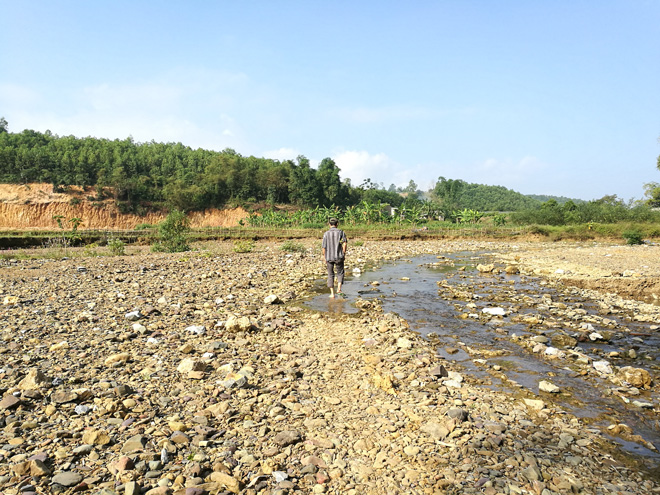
[[332, 150, 399, 187], [262, 147, 301, 162]]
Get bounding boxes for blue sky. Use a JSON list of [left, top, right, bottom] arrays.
[[1, 1, 659, 201]]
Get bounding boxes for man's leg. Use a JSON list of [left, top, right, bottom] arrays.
[[327, 261, 336, 297], [336, 260, 345, 294]]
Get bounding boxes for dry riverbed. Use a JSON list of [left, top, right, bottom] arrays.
[[1, 239, 659, 495]]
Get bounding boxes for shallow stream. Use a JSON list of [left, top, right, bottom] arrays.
[[305, 252, 660, 471]]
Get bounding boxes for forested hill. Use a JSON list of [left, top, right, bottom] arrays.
[[432, 178, 540, 212], [0, 124, 544, 214], [0, 126, 354, 212], [526, 194, 584, 205]]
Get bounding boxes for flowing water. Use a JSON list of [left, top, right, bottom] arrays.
[[305, 252, 660, 471]]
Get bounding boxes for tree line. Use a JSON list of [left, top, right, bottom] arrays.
[[0, 121, 547, 215]]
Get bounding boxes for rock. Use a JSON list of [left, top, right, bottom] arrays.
[[551, 334, 577, 348], [177, 358, 206, 374], [0, 394, 21, 410], [482, 307, 506, 316], [50, 341, 69, 352], [30, 459, 51, 477], [75, 405, 92, 415], [593, 360, 613, 374], [219, 372, 247, 389], [420, 421, 450, 440], [209, 472, 241, 494], [125, 311, 142, 321], [616, 366, 652, 389], [225, 315, 252, 332], [447, 408, 469, 422], [521, 464, 542, 482], [105, 352, 130, 367], [273, 430, 302, 447], [396, 337, 412, 349], [186, 325, 206, 335], [524, 399, 545, 411], [18, 369, 49, 390], [121, 435, 147, 453], [539, 380, 560, 393], [145, 487, 172, 495], [264, 294, 282, 304], [125, 481, 141, 495], [51, 391, 78, 403], [3, 295, 19, 305], [51, 471, 83, 487], [477, 264, 495, 273], [82, 429, 111, 445]]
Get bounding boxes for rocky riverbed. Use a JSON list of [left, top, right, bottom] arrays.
[[1, 239, 659, 495]]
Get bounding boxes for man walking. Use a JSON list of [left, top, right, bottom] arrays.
[[322, 218, 348, 298]]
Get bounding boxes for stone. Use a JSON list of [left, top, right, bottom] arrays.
[[420, 421, 450, 440], [264, 294, 282, 304], [82, 429, 111, 445], [224, 315, 252, 333], [52, 471, 83, 487], [105, 352, 130, 367], [476, 264, 495, 273], [273, 430, 302, 447], [483, 307, 506, 316], [0, 394, 21, 410], [616, 366, 652, 389], [177, 358, 206, 374], [186, 325, 206, 335], [524, 399, 545, 411], [125, 481, 141, 495], [209, 472, 241, 494], [121, 435, 147, 453], [593, 360, 613, 374], [18, 369, 49, 390], [539, 380, 560, 393], [30, 459, 51, 476], [125, 311, 142, 321], [447, 408, 468, 422]]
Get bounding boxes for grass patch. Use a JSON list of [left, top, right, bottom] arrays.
[[233, 240, 255, 253], [280, 240, 307, 253]]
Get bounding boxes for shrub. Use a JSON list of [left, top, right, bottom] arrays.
[[153, 210, 190, 252], [493, 214, 507, 227], [107, 237, 126, 256], [233, 240, 255, 253], [353, 240, 364, 247], [83, 242, 99, 257], [622, 230, 644, 245], [280, 240, 306, 253]]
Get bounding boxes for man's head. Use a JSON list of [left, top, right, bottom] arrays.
[[328, 218, 338, 226]]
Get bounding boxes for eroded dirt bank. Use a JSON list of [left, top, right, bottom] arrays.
[[0, 184, 249, 230], [0, 239, 659, 495]]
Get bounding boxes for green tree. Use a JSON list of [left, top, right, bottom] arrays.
[[289, 156, 322, 206], [644, 182, 660, 208], [154, 209, 191, 252], [317, 157, 345, 206], [434, 177, 465, 220]]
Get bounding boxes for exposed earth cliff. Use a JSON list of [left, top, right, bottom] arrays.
[[0, 184, 249, 230]]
